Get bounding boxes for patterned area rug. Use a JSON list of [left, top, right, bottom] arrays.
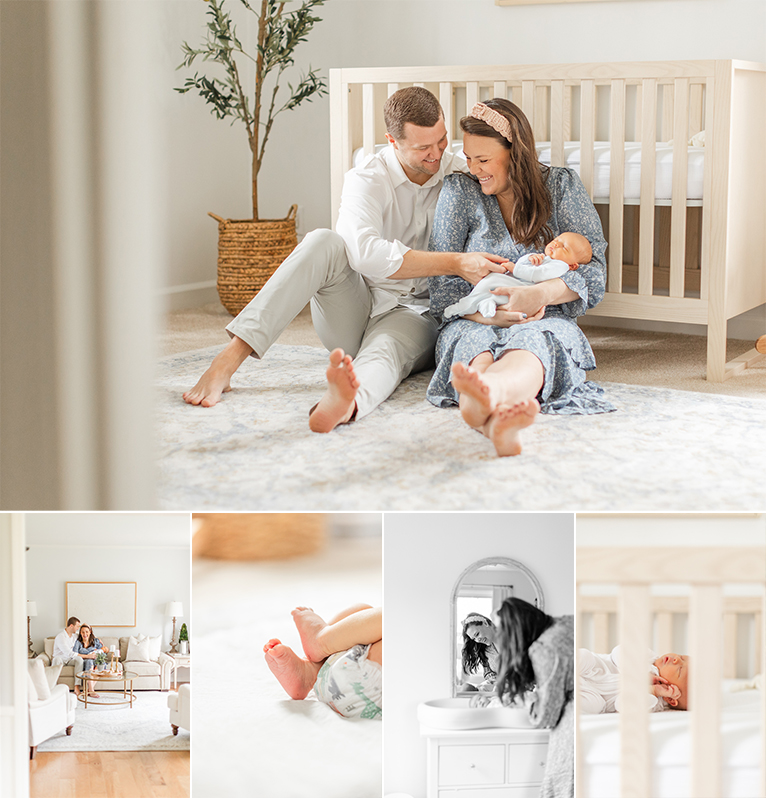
[[157, 344, 766, 511], [36, 690, 189, 752]]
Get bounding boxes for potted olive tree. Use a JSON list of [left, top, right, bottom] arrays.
[[177, 0, 327, 314]]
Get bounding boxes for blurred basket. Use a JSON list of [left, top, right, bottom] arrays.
[[192, 513, 326, 560], [210, 205, 298, 316]]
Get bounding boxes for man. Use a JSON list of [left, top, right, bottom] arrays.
[[52, 616, 84, 695], [183, 87, 512, 431]]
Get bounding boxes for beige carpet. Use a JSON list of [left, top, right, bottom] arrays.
[[162, 302, 766, 400]]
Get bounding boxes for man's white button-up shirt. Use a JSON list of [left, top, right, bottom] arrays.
[[335, 144, 465, 317]]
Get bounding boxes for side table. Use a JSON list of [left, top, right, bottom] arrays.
[[167, 653, 191, 690]]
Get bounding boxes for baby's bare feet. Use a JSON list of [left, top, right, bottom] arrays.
[[291, 607, 329, 662], [484, 399, 540, 457], [309, 349, 359, 433], [451, 362, 494, 428], [263, 639, 319, 700]]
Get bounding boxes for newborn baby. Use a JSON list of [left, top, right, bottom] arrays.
[[444, 231, 593, 320], [579, 646, 689, 713]]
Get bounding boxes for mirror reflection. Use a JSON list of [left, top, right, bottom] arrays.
[[453, 558, 544, 697]]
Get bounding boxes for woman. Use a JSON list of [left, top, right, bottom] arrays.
[[73, 624, 104, 697], [495, 598, 574, 798], [461, 612, 501, 690], [428, 99, 614, 456]]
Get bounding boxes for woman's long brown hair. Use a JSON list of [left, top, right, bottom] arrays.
[[460, 99, 552, 249]]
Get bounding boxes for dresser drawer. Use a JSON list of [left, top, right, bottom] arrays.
[[438, 787, 542, 798], [439, 744, 505, 786], [507, 742, 547, 784]]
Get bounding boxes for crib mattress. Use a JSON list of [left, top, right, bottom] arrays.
[[353, 141, 705, 203], [580, 685, 762, 798]]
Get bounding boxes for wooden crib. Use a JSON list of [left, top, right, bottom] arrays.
[[328, 60, 766, 382], [577, 546, 766, 798]]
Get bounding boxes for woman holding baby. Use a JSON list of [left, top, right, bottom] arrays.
[[427, 99, 614, 456]]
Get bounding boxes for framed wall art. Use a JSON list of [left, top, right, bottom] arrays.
[[65, 582, 137, 627]]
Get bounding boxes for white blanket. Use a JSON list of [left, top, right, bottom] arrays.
[[580, 682, 762, 798], [192, 537, 382, 798]]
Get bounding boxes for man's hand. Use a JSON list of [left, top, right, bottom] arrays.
[[456, 252, 510, 285]]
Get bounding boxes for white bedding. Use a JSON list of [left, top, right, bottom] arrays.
[[353, 141, 705, 202], [192, 537, 383, 798], [580, 683, 762, 798]]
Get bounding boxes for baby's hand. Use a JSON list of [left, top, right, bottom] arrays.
[[528, 253, 545, 266], [651, 682, 681, 701], [506, 262, 516, 274]]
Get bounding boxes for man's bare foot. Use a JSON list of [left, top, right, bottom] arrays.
[[452, 362, 494, 428], [291, 607, 330, 662], [309, 349, 359, 433], [483, 399, 540, 457], [182, 336, 253, 407], [263, 639, 320, 699]]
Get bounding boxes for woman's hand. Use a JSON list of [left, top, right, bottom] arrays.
[[464, 304, 546, 328], [490, 283, 547, 318]]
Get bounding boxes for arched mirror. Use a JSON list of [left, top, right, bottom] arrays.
[[451, 557, 544, 697]]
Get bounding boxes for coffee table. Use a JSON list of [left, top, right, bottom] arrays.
[[77, 670, 138, 708]]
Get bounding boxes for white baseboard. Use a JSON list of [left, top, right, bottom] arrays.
[[160, 281, 219, 312]]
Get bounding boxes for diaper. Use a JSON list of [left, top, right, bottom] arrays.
[[313, 643, 382, 720]]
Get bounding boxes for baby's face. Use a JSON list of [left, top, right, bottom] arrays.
[[545, 233, 592, 266], [655, 653, 689, 709]]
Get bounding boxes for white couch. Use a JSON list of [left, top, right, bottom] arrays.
[[39, 635, 173, 691], [168, 683, 190, 735], [28, 659, 76, 759]]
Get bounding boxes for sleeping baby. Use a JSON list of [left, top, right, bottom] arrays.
[[444, 231, 593, 319], [579, 646, 689, 713]]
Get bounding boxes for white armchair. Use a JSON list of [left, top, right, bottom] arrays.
[[168, 683, 190, 735], [28, 659, 76, 759]]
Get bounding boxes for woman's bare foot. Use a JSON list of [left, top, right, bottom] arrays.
[[291, 607, 330, 662], [452, 362, 494, 428], [483, 399, 540, 457], [263, 639, 320, 699], [309, 349, 359, 433], [182, 336, 253, 407]]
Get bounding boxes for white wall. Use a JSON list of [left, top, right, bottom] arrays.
[[161, 0, 766, 337], [25, 513, 191, 654], [383, 512, 574, 798]]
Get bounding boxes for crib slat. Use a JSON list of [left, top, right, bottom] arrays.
[[723, 612, 738, 679], [593, 611, 609, 653], [330, 71, 348, 228], [563, 85, 572, 142], [609, 79, 626, 293], [662, 82, 674, 142], [689, 83, 704, 137], [638, 78, 657, 296], [521, 80, 535, 132], [634, 83, 642, 142], [579, 79, 595, 197], [387, 83, 399, 98], [362, 83, 375, 156], [669, 78, 689, 297], [550, 80, 565, 167], [690, 584, 722, 798], [656, 610, 672, 655], [534, 85, 548, 142], [619, 585, 651, 798], [699, 77, 715, 303], [466, 81, 479, 112], [493, 81, 507, 101], [440, 83, 454, 144]]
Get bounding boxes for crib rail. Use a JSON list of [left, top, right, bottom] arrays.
[[576, 546, 766, 798], [329, 60, 766, 382]]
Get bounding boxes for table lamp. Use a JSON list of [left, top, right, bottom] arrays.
[[165, 601, 184, 654]]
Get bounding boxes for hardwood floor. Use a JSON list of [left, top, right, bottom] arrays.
[[30, 751, 190, 798]]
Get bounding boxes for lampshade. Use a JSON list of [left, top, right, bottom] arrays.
[[165, 601, 184, 617], [27, 601, 38, 617]]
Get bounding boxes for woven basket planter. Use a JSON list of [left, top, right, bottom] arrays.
[[210, 205, 298, 316], [192, 513, 326, 560]]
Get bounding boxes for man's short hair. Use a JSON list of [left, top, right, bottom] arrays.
[[66, 616, 80, 627], [384, 86, 443, 141]]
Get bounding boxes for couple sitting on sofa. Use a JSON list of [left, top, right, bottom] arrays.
[[52, 616, 104, 697]]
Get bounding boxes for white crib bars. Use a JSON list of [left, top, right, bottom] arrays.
[[576, 546, 766, 798]]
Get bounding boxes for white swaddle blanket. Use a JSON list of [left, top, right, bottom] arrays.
[[443, 255, 570, 319]]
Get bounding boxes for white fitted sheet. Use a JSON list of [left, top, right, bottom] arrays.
[[353, 141, 705, 202], [580, 683, 762, 798], [192, 537, 383, 798]]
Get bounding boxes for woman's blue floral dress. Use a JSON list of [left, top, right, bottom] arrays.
[[427, 168, 615, 415]]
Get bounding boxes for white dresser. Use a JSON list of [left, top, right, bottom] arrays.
[[421, 726, 550, 798]]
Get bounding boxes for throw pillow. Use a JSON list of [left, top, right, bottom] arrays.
[[44, 661, 64, 692], [27, 658, 51, 701], [27, 672, 39, 702], [126, 635, 151, 662], [147, 635, 162, 661]]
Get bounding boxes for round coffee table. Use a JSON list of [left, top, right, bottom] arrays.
[[77, 670, 138, 708]]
